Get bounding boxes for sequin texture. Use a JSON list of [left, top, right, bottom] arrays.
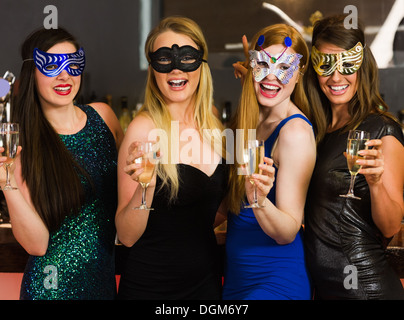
[[20, 105, 118, 300]]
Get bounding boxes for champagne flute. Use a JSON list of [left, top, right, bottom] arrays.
[[133, 141, 160, 210], [0, 123, 19, 190], [339, 130, 370, 200], [243, 139, 265, 208]]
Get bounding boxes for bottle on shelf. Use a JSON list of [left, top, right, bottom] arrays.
[[119, 96, 131, 133], [132, 102, 143, 119], [105, 94, 112, 107]]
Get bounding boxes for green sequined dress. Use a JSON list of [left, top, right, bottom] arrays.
[[20, 105, 118, 300]]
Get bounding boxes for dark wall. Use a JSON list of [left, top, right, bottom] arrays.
[[163, 0, 404, 118], [0, 0, 157, 112], [1, 0, 403, 119]]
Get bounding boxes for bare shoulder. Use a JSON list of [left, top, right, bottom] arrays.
[[88, 102, 116, 119], [87, 102, 120, 130], [117, 112, 157, 166], [274, 115, 316, 186], [88, 102, 124, 148], [278, 115, 314, 147], [124, 111, 156, 142]]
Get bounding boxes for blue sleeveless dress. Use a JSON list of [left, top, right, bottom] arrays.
[[20, 105, 118, 300], [223, 114, 312, 300]]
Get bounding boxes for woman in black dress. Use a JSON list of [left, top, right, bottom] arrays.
[[304, 14, 404, 299], [115, 16, 228, 299]]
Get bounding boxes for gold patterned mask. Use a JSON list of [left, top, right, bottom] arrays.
[[311, 42, 364, 77]]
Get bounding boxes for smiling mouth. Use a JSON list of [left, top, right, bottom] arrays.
[[54, 85, 71, 91], [261, 84, 281, 91], [260, 83, 281, 97], [329, 85, 348, 92], [53, 85, 72, 95], [168, 79, 188, 88]]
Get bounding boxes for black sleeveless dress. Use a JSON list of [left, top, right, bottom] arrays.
[[304, 114, 404, 299], [118, 163, 228, 300]]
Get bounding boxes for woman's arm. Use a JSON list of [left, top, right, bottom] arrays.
[[214, 199, 228, 228], [2, 154, 49, 256], [358, 136, 404, 238], [232, 35, 250, 81], [115, 115, 157, 247], [250, 119, 316, 245]]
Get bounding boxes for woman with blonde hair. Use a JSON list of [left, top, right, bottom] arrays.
[[116, 16, 228, 299], [222, 24, 320, 300]]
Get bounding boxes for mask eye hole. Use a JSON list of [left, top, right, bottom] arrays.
[[319, 64, 330, 70], [69, 63, 80, 70], [342, 62, 354, 68], [45, 64, 58, 71], [156, 56, 172, 65], [258, 61, 269, 68], [278, 63, 291, 71], [181, 55, 197, 64]]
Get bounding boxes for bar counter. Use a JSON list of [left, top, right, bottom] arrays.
[[1, 223, 403, 278]]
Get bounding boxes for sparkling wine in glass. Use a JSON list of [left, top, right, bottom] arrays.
[[339, 130, 370, 200], [0, 123, 19, 190], [243, 139, 265, 208], [133, 141, 160, 210]]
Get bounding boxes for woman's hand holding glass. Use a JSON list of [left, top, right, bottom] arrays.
[[356, 139, 384, 186], [244, 156, 275, 208], [0, 123, 20, 190], [0, 150, 14, 188], [338, 130, 387, 200], [124, 141, 160, 210], [125, 142, 154, 186]]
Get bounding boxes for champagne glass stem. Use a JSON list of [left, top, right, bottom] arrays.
[[141, 185, 147, 207], [133, 183, 153, 210], [253, 185, 258, 206], [347, 174, 357, 196], [340, 173, 361, 200], [4, 164, 11, 189]]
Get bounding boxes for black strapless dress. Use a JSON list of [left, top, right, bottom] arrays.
[[118, 163, 228, 300], [305, 114, 404, 299]]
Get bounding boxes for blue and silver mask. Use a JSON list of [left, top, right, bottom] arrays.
[[33, 47, 86, 77]]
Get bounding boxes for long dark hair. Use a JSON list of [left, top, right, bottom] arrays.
[[304, 14, 397, 142], [12, 28, 86, 232]]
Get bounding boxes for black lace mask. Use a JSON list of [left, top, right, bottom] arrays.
[[149, 44, 206, 73]]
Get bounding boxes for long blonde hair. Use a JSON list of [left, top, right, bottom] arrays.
[[227, 24, 318, 214], [140, 16, 224, 201]]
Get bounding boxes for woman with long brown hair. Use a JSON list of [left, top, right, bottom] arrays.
[[2, 27, 123, 299], [304, 14, 404, 299]]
